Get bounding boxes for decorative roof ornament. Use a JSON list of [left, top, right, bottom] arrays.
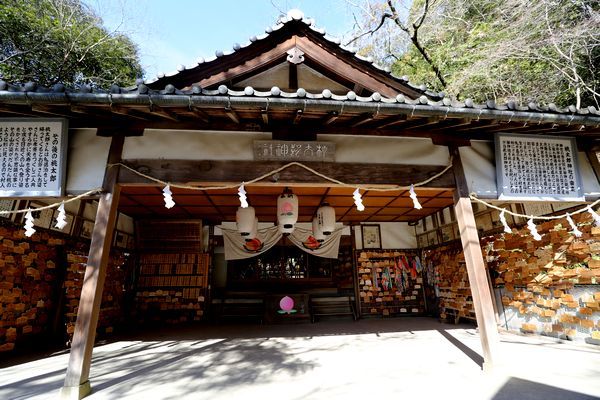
[[286, 47, 305, 64], [287, 9, 305, 20]]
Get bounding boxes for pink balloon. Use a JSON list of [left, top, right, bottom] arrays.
[[279, 296, 294, 311]]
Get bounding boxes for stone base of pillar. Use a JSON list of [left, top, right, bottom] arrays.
[[60, 381, 91, 400]]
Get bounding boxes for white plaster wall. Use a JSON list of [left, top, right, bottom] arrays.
[[122, 130, 271, 160], [354, 222, 417, 249], [123, 130, 450, 166], [65, 129, 111, 194], [317, 135, 450, 165], [460, 140, 600, 199]]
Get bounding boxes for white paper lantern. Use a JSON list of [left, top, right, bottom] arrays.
[[312, 217, 326, 242], [317, 204, 336, 235], [247, 217, 258, 240], [277, 191, 298, 229], [279, 224, 295, 234], [236, 206, 255, 236]]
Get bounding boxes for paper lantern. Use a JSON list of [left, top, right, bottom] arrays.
[[236, 206, 255, 236], [279, 224, 295, 235], [312, 217, 326, 242], [317, 203, 336, 235], [277, 190, 298, 229], [246, 217, 258, 240], [279, 296, 294, 312]]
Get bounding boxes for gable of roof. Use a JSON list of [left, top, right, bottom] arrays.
[[146, 9, 443, 101]]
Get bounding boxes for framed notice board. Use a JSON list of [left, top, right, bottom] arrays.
[[495, 133, 584, 201], [0, 118, 68, 197]]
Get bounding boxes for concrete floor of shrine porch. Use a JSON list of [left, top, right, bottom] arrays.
[[1, 317, 599, 400]]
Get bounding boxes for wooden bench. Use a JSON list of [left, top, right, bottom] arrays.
[[310, 296, 357, 323], [212, 298, 265, 324]]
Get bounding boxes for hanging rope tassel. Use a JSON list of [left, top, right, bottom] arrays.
[[527, 218, 542, 241], [238, 183, 248, 208], [162, 185, 175, 209], [566, 213, 582, 237], [24, 210, 36, 237], [499, 209, 512, 234], [55, 203, 68, 230], [409, 184, 422, 209], [587, 205, 600, 227], [353, 188, 365, 211]]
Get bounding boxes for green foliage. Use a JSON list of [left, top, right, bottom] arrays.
[[0, 0, 142, 87], [381, 0, 600, 106]]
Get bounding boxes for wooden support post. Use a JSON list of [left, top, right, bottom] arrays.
[[450, 146, 500, 371], [60, 136, 123, 399], [350, 225, 361, 319]]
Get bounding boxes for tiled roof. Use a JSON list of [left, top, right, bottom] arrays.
[[145, 9, 443, 100], [0, 79, 599, 118]]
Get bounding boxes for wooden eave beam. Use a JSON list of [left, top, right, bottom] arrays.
[[224, 107, 241, 124], [118, 159, 455, 188], [322, 111, 339, 125], [109, 105, 152, 121], [376, 115, 408, 129], [189, 107, 210, 123], [261, 108, 269, 125], [0, 104, 41, 117], [401, 117, 441, 130], [454, 121, 501, 132], [148, 106, 180, 122], [350, 113, 375, 128], [196, 38, 297, 89], [30, 105, 72, 118], [293, 109, 303, 125], [295, 36, 400, 98]]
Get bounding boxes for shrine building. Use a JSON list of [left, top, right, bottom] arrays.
[[0, 9, 600, 400]]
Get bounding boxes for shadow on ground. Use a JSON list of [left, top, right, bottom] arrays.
[[492, 377, 600, 400]]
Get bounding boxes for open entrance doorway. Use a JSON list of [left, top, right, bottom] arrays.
[[118, 183, 456, 327]]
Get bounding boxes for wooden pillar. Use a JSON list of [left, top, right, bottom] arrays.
[[60, 136, 123, 399], [450, 146, 500, 371], [350, 224, 361, 318]]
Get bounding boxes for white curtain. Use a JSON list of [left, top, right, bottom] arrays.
[[288, 227, 343, 259], [221, 226, 343, 260]]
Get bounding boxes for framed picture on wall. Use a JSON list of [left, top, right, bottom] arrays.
[[361, 224, 381, 249], [81, 220, 94, 239]]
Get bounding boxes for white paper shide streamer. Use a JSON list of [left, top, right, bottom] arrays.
[[499, 209, 511, 234], [55, 203, 68, 230], [238, 184, 248, 208], [24, 210, 36, 237], [353, 188, 365, 211], [527, 218, 542, 241], [587, 205, 600, 227], [409, 184, 422, 210], [163, 185, 175, 209], [566, 213, 582, 237]]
